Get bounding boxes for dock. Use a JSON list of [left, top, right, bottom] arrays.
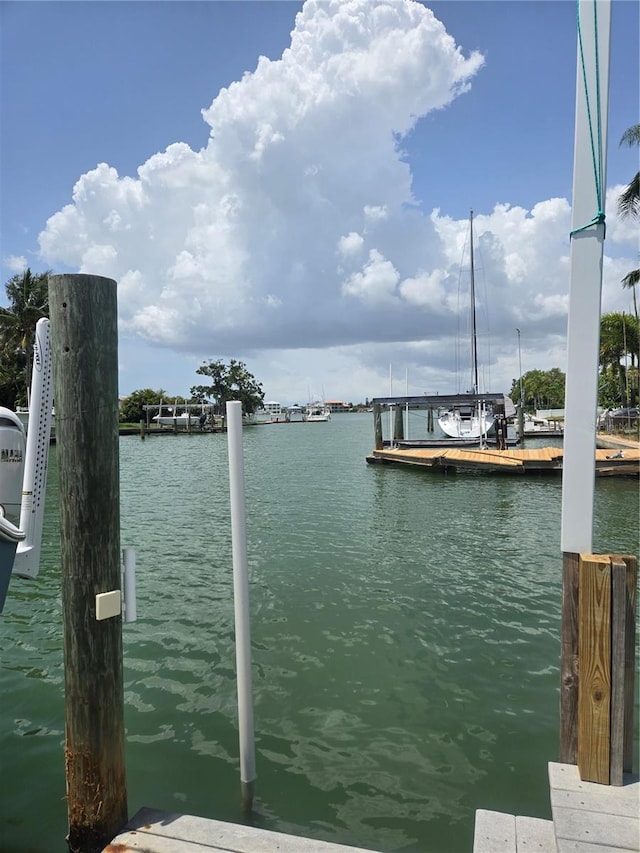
[[103, 806, 379, 852], [473, 762, 639, 853], [366, 439, 640, 477], [102, 762, 639, 852]]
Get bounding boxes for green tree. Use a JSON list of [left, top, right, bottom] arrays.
[[191, 359, 264, 415], [618, 123, 639, 316], [599, 312, 639, 407], [0, 268, 51, 408], [509, 368, 565, 411], [119, 388, 168, 423]]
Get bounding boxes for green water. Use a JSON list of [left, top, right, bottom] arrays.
[[1, 414, 638, 853]]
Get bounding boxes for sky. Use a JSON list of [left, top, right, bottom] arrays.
[[1, 0, 638, 406]]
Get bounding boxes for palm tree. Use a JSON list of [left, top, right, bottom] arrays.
[[618, 123, 639, 318], [0, 268, 50, 408], [599, 312, 639, 407]]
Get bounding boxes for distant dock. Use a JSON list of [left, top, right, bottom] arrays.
[[366, 436, 640, 477]]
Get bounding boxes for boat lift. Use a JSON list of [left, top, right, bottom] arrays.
[[0, 318, 54, 611], [0, 318, 138, 616]]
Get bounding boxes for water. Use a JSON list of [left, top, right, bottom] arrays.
[[1, 414, 638, 853]]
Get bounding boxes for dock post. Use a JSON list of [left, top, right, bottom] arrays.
[[560, 552, 580, 764], [49, 274, 128, 853], [139, 419, 145, 440], [373, 404, 383, 450], [393, 406, 404, 442]]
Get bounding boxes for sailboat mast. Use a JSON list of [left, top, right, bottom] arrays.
[[469, 210, 479, 394]]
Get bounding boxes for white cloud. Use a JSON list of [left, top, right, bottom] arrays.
[[39, 0, 483, 352], [342, 249, 400, 305], [36, 0, 637, 402], [3, 255, 28, 273], [337, 232, 365, 258]]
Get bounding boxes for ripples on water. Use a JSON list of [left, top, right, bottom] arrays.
[[0, 415, 638, 852]]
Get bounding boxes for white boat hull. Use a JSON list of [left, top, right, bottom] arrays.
[[438, 410, 495, 440], [153, 414, 201, 427], [305, 403, 331, 422]]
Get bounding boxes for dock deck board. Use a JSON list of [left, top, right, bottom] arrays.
[[549, 762, 640, 852], [104, 771, 638, 852], [103, 807, 381, 853], [367, 443, 639, 476], [472, 763, 640, 853]]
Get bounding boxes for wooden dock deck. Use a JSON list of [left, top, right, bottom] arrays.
[[366, 439, 640, 476]]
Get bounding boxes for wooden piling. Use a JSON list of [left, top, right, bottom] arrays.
[[577, 554, 611, 784], [373, 404, 383, 450], [560, 551, 637, 783], [610, 560, 626, 785], [611, 555, 637, 774], [49, 274, 127, 853], [393, 406, 404, 442], [559, 552, 580, 764]]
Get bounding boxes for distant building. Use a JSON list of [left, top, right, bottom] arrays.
[[325, 400, 350, 413]]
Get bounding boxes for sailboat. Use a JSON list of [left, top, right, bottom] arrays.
[[438, 211, 495, 441]]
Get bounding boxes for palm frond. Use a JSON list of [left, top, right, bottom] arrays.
[[622, 268, 640, 289], [618, 172, 640, 220], [619, 123, 640, 147]]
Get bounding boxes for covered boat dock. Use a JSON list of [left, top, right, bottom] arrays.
[[370, 392, 513, 449]]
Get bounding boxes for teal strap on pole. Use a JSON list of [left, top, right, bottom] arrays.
[[570, 0, 606, 238]]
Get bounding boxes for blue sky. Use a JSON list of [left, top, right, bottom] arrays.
[[1, 0, 638, 404]]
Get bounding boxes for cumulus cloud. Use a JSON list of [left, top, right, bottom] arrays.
[[38, 0, 484, 350], [37, 0, 636, 398], [3, 255, 28, 273]]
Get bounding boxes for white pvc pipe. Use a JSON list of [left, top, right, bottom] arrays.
[[122, 547, 137, 623], [405, 368, 409, 440], [388, 364, 393, 444], [226, 400, 256, 809]]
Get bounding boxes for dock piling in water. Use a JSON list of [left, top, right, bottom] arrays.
[[49, 273, 128, 853]]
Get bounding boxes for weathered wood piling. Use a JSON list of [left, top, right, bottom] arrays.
[[560, 553, 637, 786], [49, 274, 127, 853]]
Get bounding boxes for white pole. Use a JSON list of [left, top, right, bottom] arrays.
[[226, 400, 256, 810], [388, 364, 393, 443], [516, 328, 524, 408], [405, 368, 409, 440], [122, 547, 137, 623], [561, 0, 611, 554]]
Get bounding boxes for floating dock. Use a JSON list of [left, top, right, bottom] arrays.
[[366, 438, 639, 477]]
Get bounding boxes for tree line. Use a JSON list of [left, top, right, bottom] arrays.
[[119, 360, 265, 424]]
